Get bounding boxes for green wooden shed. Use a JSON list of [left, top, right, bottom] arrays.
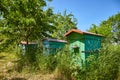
[[20, 41, 38, 62], [43, 38, 67, 54], [64, 29, 103, 66], [20, 41, 38, 55]]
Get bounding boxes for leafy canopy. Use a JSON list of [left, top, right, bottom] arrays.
[[0, 0, 55, 44], [88, 13, 120, 43], [51, 11, 77, 39]]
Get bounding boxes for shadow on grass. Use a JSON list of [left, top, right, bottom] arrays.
[[0, 56, 6, 59], [10, 77, 27, 80], [0, 75, 6, 80], [0, 75, 27, 80]]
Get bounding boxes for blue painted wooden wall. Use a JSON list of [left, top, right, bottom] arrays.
[[43, 38, 67, 54]]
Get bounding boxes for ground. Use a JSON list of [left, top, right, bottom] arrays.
[[0, 53, 61, 80]]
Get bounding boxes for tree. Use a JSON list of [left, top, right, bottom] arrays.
[[0, 0, 57, 67], [88, 24, 98, 34], [51, 11, 77, 39], [109, 13, 120, 43], [0, 0, 55, 50], [88, 13, 120, 44]]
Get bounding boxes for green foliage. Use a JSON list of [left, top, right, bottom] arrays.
[[0, 1, 120, 80], [88, 13, 120, 43], [37, 54, 57, 73], [36, 44, 120, 80], [1, 42, 119, 80], [0, 0, 55, 44], [14, 42, 120, 80], [87, 14, 120, 80], [55, 51, 72, 79], [35, 46, 81, 79], [51, 11, 77, 39], [88, 24, 98, 34], [0, 0, 56, 67], [74, 45, 120, 80]]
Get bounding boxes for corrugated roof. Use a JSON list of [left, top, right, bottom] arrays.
[[64, 29, 103, 37]]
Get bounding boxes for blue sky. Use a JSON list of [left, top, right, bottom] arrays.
[[47, 0, 120, 31]]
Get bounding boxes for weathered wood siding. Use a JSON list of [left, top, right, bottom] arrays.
[[43, 40, 66, 54], [66, 32, 86, 63]]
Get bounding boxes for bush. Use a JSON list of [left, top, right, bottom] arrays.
[[75, 44, 120, 80], [15, 44, 120, 80], [54, 47, 83, 80]]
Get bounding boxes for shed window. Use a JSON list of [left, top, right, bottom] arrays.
[[74, 47, 79, 53], [72, 46, 79, 53]]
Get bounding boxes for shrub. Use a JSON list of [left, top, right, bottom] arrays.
[[15, 44, 120, 80], [75, 44, 120, 80]]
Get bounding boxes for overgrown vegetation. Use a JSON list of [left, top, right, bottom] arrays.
[[0, 0, 120, 80], [75, 44, 120, 80], [88, 13, 120, 44], [0, 44, 120, 80]]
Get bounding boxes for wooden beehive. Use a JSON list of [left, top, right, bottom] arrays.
[[43, 38, 67, 54], [65, 29, 103, 66]]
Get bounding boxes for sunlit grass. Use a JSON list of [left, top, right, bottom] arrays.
[[0, 45, 120, 80], [0, 52, 59, 80]]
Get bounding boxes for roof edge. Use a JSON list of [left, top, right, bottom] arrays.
[[43, 38, 67, 43], [64, 29, 83, 36], [64, 29, 103, 37]]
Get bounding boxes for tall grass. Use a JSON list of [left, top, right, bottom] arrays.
[[15, 44, 120, 80], [75, 44, 120, 80]]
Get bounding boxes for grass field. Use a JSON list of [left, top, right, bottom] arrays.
[[0, 53, 61, 80], [0, 50, 120, 80]]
